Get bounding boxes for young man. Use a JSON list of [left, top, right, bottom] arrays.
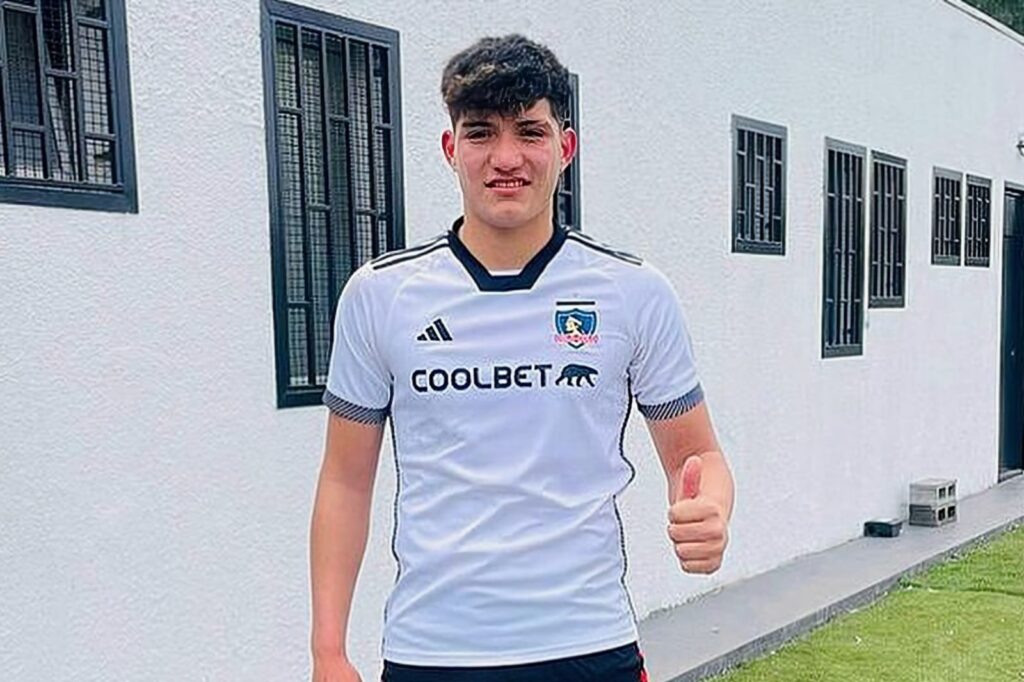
[[310, 35, 734, 682]]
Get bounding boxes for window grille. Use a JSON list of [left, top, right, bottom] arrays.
[[822, 138, 866, 358], [0, 0, 136, 211], [732, 115, 786, 255], [932, 168, 962, 266], [965, 174, 991, 267], [263, 0, 404, 408], [869, 152, 907, 308], [555, 72, 580, 231]]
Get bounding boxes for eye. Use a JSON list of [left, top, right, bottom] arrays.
[[521, 128, 545, 139], [465, 129, 491, 141]]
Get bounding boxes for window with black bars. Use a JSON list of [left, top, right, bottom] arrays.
[[869, 152, 906, 308], [965, 175, 991, 267], [0, 0, 136, 212], [263, 0, 404, 408], [822, 139, 866, 358], [732, 115, 786, 255], [555, 72, 580, 232], [932, 168, 962, 266]]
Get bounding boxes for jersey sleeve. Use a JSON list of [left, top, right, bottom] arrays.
[[321, 267, 392, 424], [628, 265, 704, 421]]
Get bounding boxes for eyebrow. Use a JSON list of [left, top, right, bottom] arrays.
[[515, 119, 552, 130], [460, 118, 553, 131]]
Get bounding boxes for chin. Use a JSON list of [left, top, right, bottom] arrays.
[[480, 206, 543, 230]]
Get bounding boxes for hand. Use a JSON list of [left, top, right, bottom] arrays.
[[667, 455, 728, 574], [312, 653, 363, 682]]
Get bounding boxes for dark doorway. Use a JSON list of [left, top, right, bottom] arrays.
[[998, 184, 1024, 480]]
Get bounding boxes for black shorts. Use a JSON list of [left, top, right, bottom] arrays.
[[382, 642, 648, 682]]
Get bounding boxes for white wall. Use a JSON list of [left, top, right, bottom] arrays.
[[2, 0, 1023, 679]]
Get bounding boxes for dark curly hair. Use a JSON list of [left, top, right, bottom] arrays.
[[441, 34, 571, 126]]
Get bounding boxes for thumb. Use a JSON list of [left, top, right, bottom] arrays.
[[678, 456, 703, 501]]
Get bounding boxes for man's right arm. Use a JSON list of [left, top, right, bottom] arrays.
[[310, 411, 386, 677]]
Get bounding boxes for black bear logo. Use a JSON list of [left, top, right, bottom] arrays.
[[556, 364, 598, 387]]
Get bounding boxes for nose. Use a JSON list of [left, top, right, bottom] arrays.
[[489, 129, 523, 171]]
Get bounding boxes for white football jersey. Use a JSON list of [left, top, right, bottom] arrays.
[[324, 218, 703, 666]]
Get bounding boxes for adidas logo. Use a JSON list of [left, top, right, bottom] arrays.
[[417, 318, 453, 342]]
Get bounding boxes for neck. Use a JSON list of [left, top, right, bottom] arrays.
[[458, 209, 555, 271]]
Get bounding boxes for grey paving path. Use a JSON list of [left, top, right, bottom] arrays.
[[637, 475, 1024, 682]]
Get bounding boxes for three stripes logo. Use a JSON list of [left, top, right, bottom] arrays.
[[417, 318, 453, 342]]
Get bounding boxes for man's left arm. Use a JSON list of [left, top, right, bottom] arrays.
[[645, 401, 734, 575]]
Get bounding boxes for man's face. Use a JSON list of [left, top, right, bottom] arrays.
[[442, 99, 577, 231]]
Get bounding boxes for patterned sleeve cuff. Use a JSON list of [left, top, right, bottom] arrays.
[[322, 389, 389, 424], [637, 383, 705, 421]]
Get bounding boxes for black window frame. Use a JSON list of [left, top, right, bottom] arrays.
[[868, 151, 907, 308], [262, 0, 405, 409], [731, 115, 787, 256], [555, 72, 580, 232], [965, 174, 991, 268], [0, 0, 137, 213], [932, 167, 962, 266], [822, 138, 866, 359]]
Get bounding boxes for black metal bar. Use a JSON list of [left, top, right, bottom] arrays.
[[320, 33, 336, 299], [82, 130, 114, 142], [31, 3, 56, 178], [0, 9, 9, 176], [898, 167, 905, 296], [107, 0, 135, 205], [92, 20, 116, 181], [295, 26, 318, 389], [881, 162, 888, 299], [77, 17, 107, 30], [884, 163, 892, 297], [316, 28, 336, 379], [342, 36, 358, 274], [950, 178, 958, 260], [3, 3, 35, 16], [343, 37, 357, 275], [385, 28, 403, 252], [750, 133, 757, 242], [261, 4, 293, 407], [0, 172, 121, 190], [871, 161, 878, 300], [841, 151, 848, 344], [363, 40, 378, 257], [10, 120, 45, 132]]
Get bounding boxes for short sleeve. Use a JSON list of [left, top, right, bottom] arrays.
[[322, 267, 392, 424], [628, 266, 704, 421]]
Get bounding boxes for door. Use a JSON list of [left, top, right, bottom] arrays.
[[999, 186, 1024, 480]]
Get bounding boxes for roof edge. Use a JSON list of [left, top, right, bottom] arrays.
[[943, 0, 1024, 48]]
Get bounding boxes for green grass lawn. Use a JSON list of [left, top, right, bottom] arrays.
[[712, 524, 1024, 682]]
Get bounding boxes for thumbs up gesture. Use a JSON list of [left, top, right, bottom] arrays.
[[667, 456, 729, 574]]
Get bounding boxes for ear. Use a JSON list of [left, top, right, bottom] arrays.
[[559, 127, 578, 173], [441, 129, 456, 168]]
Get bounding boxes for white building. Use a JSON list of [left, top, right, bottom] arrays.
[[2, 0, 1023, 679]]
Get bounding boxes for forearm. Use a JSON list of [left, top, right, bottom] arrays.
[[310, 475, 373, 660], [667, 449, 734, 521]]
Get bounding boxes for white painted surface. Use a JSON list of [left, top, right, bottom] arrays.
[[2, 1, 1022, 679]]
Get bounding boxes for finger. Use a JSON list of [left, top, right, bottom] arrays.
[[679, 456, 702, 501], [667, 520, 723, 544], [668, 498, 721, 524], [680, 558, 721, 574], [673, 540, 724, 562]]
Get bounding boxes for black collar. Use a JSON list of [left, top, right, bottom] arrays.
[[447, 216, 567, 292]]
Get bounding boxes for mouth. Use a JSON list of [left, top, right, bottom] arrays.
[[485, 178, 530, 189]]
